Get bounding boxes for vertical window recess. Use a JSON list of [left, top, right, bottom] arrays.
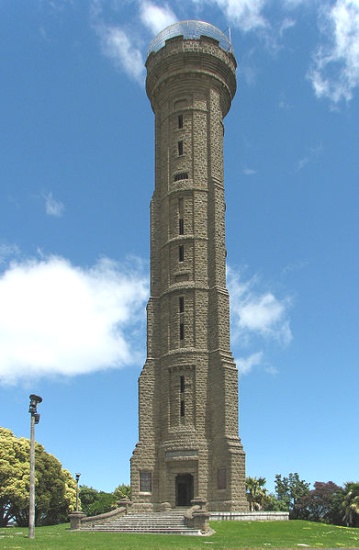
[[140, 471, 152, 492], [178, 141, 183, 156], [180, 322, 184, 340], [217, 469, 227, 490], [180, 400, 185, 417], [180, 375, 185, 393], [179, 218, 184, 235], [179, 296, 184, 313], [178, 114, 183, 129], [179, 245, 184, 262]]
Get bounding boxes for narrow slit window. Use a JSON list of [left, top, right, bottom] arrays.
[[178, 141, 183, 156], [180, 322, 184, 340], [180, 400, 185, 417], [178, 114, 183, 129], [174, 172, 188, 182], [179, 296, 184, 313], [180, 375, 185, 393], [179, 245, 184, 262], [179, 218, 184, 235]]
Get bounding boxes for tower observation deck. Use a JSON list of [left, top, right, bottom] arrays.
[[130, 20, 247, 512], [147, 20, 233, 55]]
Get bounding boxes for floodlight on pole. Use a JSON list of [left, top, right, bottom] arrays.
[[28, 394, 42, 540], [75, 473, 81, 512]]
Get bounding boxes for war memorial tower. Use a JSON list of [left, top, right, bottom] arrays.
[[130, 21, 247, 512]]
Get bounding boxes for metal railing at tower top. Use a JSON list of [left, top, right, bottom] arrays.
[[147, 20, 233, 57]]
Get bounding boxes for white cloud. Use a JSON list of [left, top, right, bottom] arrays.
[[43, 192, 64, 217], [228, 267, 292, 346], [140, 1, 177, 35], [281, 0, 312, 7], [192, 0, 268, 32], [295, 143, 323, 171], [0, 255, 148, 385], [279, 17, 296, 37], [235, 351, 263, 375], [242, 167, 257, 176], [97, 24, 145, 83], [0, 244, 20, 265], [278, 92, 293, 110], [308, 0, 359, 103]]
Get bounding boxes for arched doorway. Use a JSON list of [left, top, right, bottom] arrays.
[[175, 474, 194, 506]]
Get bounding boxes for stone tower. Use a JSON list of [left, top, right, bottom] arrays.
[[130, 20, 247, 512]]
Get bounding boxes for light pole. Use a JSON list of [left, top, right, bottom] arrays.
[[75, 473, 81, 512], [28, 394, 42, 540]]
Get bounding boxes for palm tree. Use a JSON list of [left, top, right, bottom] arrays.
[[342, 482, 359, 527], [246, 477, 267, 511]]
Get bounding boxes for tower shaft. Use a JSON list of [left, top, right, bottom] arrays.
[[131, 23, 246, 512]]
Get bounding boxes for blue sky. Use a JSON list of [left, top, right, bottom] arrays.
[[1, 0, 358, 495]]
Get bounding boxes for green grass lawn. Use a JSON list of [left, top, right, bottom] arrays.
[[0, 521, 358, 549]]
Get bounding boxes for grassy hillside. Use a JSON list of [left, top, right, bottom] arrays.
[[0, 520, 358, 549]]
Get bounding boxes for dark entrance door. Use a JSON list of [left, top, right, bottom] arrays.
[[175, 474, 194, 506]]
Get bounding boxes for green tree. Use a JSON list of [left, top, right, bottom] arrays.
[[113, 483, 131, 502], [275, 473, 310, 518], [246, 477, 267, 511], [341, 482, 359, 527], [79, 485, 117, 516], [295, 481, 343, 523], [0, 428, 29, 526], [261, 492, 289, 511], [0, 427, 77, 526]]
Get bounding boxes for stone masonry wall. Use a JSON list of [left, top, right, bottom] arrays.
[[131, 32, 247, 512]]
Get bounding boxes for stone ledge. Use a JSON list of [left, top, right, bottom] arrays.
[[210, 511, 289, 521]]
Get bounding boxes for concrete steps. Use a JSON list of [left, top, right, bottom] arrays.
[[79, 511, 201, 535]]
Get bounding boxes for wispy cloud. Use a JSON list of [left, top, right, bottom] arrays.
[[278, 92, 293, 110], [296, 143, 323, 171], [279, 17, 296, 37], [228, 267, 292, 347], [235, 351, 263, 375], [43, 192, 64, 217], [242, 167, 257, 176], [0, 243, 20, 265], [95, 22, 145, 83], [89, 0, 359, 103], [0, 255, 148, 385], [282, 259, 308, 277], [140, 1, 177, 35], [281, 0, 313, 7], [194, 0, 268, 32], [92, 1, 178, 82], [308, 0, 359, 103], [228, 266, 292, 376]]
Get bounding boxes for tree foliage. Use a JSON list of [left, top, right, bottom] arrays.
[[341, 482, 359, 527], [248, 472, 359, 527], [295, 481, 343, 524], [78, 483, 131, 517], [275, 473, 310, 518], [79, 486, 117, 516], [113, 483, 131, 501], [0, 427, 77, 526], [246, 477, 267, 511]]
